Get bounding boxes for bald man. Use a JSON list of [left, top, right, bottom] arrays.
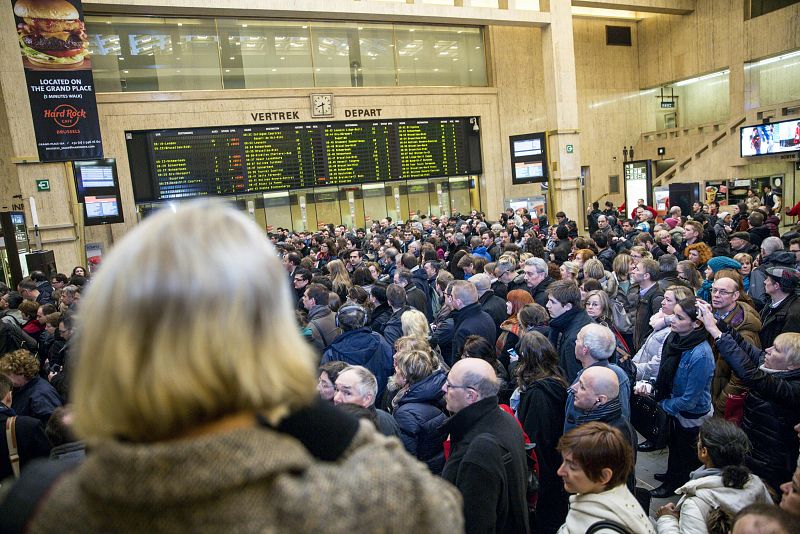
[[569, 365, 637, 490], [440, 359, 530, 534]]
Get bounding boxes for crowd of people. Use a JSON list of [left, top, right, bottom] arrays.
[[0, 193, 799, 533]]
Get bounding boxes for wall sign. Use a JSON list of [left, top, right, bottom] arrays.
[[35, 179, 50, 191], [12, 0, 103, 161]]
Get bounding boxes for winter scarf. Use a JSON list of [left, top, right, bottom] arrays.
[[654, 328, 708, 402]]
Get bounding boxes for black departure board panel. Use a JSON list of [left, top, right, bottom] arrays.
[[127, 117, 481, 202]]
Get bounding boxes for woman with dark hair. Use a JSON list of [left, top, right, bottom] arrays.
[[732, 202, 750, 232], [517, 303, 551, 339], [315, 240, 335, 271], [510, 226, 523, 244], [70, 266, 88, 279], [351, 266, 375, 294], [650, 297, 715, 498], [459, 334, 512, 404], [514, 331, 568, 534], [656, 418, 772, 533], [556, 422, 655, 534], [316, 361, 348, 403], [496, 289, 534, 369]]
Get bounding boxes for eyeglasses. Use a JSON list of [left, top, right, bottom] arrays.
[[444, 379, 473, 391], [710, 287, 736, 296], [293, 278, 305, 282]]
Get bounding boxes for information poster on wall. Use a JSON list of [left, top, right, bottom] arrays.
[[11, 0, 103, 161], [623, 160, 652, 216], [704, 180, 728, 206]]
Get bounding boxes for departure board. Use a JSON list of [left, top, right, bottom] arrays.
[[129, 116, 481, 202]]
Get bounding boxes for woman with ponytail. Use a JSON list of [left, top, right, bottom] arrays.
[[656, 418, 772, 534]]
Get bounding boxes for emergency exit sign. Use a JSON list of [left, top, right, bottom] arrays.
[[566, 144, 574, 153], [660, 101, 676, 109], [36, 179, 50, 192]]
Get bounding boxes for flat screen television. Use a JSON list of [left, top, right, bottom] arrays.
[[73, 159, 119, 199], [83, 195, 124, 226], [510, 132, 548, 185], [740, 118, 800, 157]]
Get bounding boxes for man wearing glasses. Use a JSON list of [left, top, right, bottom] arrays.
[[440, 358, 530, 534], [291, 268, 312, 309], [708, 272, 762, 415]]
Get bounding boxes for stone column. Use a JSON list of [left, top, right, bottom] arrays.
[[540, 0, 583, 227]]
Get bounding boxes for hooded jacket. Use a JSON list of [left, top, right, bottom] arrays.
[[393, 370, 447, 474], [656, 469, 772, 534], [557, 484, 655, 534], [321, 327, 394, 400]]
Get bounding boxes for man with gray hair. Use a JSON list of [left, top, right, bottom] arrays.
[[470, 273, 505, 333], [522, 256, 554, 307], [492, 257, 515, 300], [657, 254, 689, 291], [749, 236, 795, 308], [448, 280, 496, 366], [440, 358, 530, 534], [333, 365, 400, 438], [564, 323, 630, 433]]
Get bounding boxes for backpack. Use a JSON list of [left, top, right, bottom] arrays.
[[499, 404, 540, 511]]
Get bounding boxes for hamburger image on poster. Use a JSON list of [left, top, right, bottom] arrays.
[[14, 0, 89, 68]]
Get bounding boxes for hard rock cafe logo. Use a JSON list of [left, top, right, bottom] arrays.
[[43, 104, 86, 128]]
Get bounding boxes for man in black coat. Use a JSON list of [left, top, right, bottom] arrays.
[[449, 281, 497, 364], [395, 268, 429, 320], [546, 281, 594, 384], [470, 274, 506, 335], [657, 254, 690, 292], [440, 358, 530, 534], [0, 375, 51, 480], [759, 266, 800, 349], [631, 259, 664, 352], [383, 284, 412, 349], [522, 257, 554, 307]]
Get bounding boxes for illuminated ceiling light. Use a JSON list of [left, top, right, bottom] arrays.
[[123, 70, 129, 73], [242, 24, 248, 28], [302, 25, 308, 29], [433, 68, 439, 72], [358, 26, 363, 30], [409, 29, 415, 32], [118, 57, 124, 60], [225, 69, 230, 72], [229, 57, 235, 60], [271, 68, 277, 72], [177, 23, 183, 26], [280, 56, 285, 60], [414, 57, 419, 61]]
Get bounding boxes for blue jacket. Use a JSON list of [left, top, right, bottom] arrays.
[[393, 370, 448, 474], [410, 268, 434, 320], [451, 303, 497, 364], [471, 246, 492, 262], [563, 361, 631, 433], [659, 341, 714, 419], [321, 327, 394, 399], [11, 376, 62, 424], [382, 306, 411, 349]]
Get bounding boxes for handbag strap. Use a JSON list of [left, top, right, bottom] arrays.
[[586, 520, 633, 534], [6, 416, 20, 479]]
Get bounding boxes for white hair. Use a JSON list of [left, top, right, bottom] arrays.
[[580, 323, 617, 361], [342, 365, 378, 406], [762, 236, 784, 256], [524, 257, 548, 274]]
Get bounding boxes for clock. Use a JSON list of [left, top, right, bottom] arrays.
[[310, 93, 333, 117]]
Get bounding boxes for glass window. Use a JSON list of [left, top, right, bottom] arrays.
[[356, 24, 396, 87], [311, 23, 357, 87], [396, 26, 487, 86], [745, 50, 800, 107], [86, 16, 222, 92], [217, 20, 314, 89]]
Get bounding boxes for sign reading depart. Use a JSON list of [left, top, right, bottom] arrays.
[[126, 117, 482, 202]]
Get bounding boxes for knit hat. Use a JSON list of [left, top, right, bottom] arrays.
[[717, 211, 730, 221], [664, 217, 679, 229], [707, 256, 742, 273], [730, 232, 751, 241]]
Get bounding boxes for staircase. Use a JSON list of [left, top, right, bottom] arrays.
[[636, 98, 800, 187]]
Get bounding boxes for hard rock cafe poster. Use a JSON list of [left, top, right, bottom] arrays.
[[11, 0, 103, 161]]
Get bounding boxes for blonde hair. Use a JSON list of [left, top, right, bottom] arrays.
[[394, 350, 437, 385], [72, 201, 316, 442], [401, 308, 430, 339], [774, 333, 800, 367], [327, 259, 352, 293], [560, 261, 579, 279], [0, 349, 39, 379]]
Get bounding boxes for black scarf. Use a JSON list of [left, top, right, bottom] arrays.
[[654, 328, 708, 402]]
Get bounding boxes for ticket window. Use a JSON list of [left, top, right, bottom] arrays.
[[314, 187, 342, 229], [339, 186, 365, 229], [290, 190, 317, 232], [362, 183, 388, 226], [429, 178, 451, 219], [386, 184, 409, 223], [449, 176, 473, 216], [406, 179, 432, 219], [262, 192, 293, 232]]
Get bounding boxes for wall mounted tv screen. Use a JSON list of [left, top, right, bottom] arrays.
[[741, 118, 800, 157], [510, 132, 548, 185], [83, 195, 124, 226]]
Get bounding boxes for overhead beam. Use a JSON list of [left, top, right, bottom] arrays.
[[83, 0, 551, 27], [571, 0, 695, 15]]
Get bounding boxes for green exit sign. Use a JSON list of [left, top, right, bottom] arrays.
[[36, 179, 50, 192], [566, 144, 574, 153]]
